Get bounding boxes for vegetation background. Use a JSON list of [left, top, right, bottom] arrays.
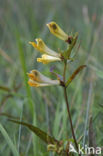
[[0, 0, 103, 155]]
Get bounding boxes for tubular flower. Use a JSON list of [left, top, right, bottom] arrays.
[[28, 70, 60, 87], [37, 54, 61, 64], [46, 21, 68, 41], [29, 38, 60, 57]]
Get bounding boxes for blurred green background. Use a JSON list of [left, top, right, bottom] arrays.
[[0, 0, 103, 155]]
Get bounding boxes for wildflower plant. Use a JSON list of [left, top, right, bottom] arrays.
[[8, 22, 86, 155], [27, 21, 86, 155]]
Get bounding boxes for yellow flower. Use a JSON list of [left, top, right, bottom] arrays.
[[29, 38, 62, 64], [37, 54, 61, 64], [46, 21, 68, 41], [28, 70, 60, 87], [29, 38, 59, 57]]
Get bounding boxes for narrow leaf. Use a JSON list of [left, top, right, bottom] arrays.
[[0, 124, 19, 156], [0, 113, 22, 120], [66, 65, 86, 87], [9, 119, 58, 145], [89, 116, 96, 148], [0, 85, 11, 92]]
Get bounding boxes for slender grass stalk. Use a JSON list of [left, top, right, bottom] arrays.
[[0, 124, 19, 156], [17, 35, 34, 116], [18, 104, 23, 153], [16, 33, 37, 155], [83, 82, 93, 147]]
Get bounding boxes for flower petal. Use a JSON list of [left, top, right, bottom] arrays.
[[28, 79, 40, 87], [28, 79, 51, 87], [37, 54, 61, 64], [47, 21, 68, 41]]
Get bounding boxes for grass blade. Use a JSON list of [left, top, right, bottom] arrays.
[[0, 124, 19, 156]]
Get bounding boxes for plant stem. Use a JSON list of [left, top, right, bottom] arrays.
[[63, 62, 81, 156], [63, 61, 67, 82], [64, 87, 78, 152]]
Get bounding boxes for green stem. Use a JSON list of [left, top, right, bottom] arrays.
[[63, 61, 67, 82], [63, 62, 81, 156]]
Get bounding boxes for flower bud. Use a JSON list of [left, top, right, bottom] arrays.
[[37, 54, 61, 64], [47, 21, 68, 41]]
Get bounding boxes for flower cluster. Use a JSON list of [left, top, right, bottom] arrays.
[[28, 22, 77, 87]]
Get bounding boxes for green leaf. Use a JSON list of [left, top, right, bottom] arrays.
[[9, 119, 58, 145], [66, 65, 86, 87]]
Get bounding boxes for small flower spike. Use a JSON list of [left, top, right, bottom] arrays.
[[46, 21, 68, 41], [29, 38, 60, 57], [37, 54, 61, 64], [28, 70, 60, 87]]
